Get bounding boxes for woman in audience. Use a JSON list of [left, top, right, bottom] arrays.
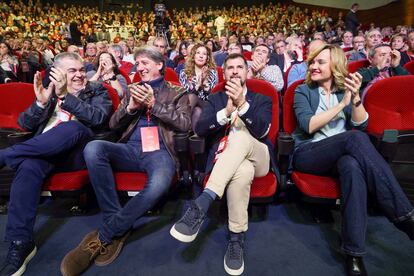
[[0, 42, 19, 82], [391, 34, 412, 66], [173, 41, 190, 68], [87, 51, 128, 98], [292, 44, 414, 276], [179, 43, 218, 100]]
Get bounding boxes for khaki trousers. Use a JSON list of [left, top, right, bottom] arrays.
[[205, 120, 270, 233]]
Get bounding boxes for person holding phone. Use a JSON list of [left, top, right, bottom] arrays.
[[171, 53, 274, 276], [292, 44, 414, 276], [0, 52, 112, 276], [61, 46, 191, 276]]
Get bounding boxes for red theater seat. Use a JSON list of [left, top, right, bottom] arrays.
[[348, 59, 370, 73], [242, 51, 252, 61], [42, 84, 120, 199], [283, 79, 340, 202], [364, 75, 414, 204], [403, 60, 414, 75], [216, 67, 224, 83], [0, 83, 36, 130]]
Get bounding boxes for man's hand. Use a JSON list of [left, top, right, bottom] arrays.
[[251, 56, 266, 74], [225, 97, 236, 117], [127, 83, 155, 112], [225, 78, 245, 107], [390, 49, 401, 68], [33, 71, 53, 105], [49, 67, 67, 98]]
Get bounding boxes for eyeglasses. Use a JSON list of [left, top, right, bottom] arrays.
[[154, 44, 166, 48]]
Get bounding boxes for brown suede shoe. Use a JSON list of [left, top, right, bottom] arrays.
[[94, 231, 131, 266], [60, 230, 107, 276]]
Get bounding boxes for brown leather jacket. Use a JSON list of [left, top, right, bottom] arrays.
[[109, 81, 191, 171]]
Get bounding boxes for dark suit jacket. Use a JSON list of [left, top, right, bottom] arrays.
[[345, 10, 359, 35], [195, 89, 277, 175]]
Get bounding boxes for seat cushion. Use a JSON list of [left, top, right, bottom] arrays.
[[114, 172, 148, 191], [43, 170, 90, 191], [292, 171, 340, 199], [203, 172, 277, 199]]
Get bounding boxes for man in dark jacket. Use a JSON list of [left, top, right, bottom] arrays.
[[170, 53, 273, 276], [60, 46, 191, 276], [345, 3, 360, 36], [358, 44, 410, 100], [0, 52, 112, 276]]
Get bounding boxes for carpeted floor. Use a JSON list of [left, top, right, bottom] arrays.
[[1, 194, 414, 276]]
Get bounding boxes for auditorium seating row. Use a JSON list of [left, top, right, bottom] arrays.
[[0, 70, 414, 214]]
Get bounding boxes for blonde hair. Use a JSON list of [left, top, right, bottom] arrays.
[[184, 43, 216, 77], [305, 44, 348, 91]]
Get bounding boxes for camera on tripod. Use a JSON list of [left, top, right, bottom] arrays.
[[154, 2, 169, 46]]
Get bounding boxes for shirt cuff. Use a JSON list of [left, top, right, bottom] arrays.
[[351, 112, 369, 126], [238, 102, 250, 116], [36, 100, 46, 109], [216, 108, 230, 126]]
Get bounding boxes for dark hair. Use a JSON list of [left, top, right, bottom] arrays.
[[223, 53, 248, 70], [0, 42, 13, 55], [94, 51, 120, 75]]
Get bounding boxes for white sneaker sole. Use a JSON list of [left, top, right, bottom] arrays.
[[169, 224, 199, 243], [11, 246, 37, 276], [224, 258, 244, 276]]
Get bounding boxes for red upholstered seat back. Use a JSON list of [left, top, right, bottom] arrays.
[[348, 59, 370, 73], [211, 79, 279, 144], [165, 67, 179, 83], [102, 83, 120, 113], [0, 83, 36, 129], [403, 60, 414, 75], [216, 67, 224, 83], [364, 75, 414, 135], [242, 51, 252, 61], [282, 79, 305, 134]]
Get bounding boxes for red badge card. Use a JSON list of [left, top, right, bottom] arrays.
[[140, 127, 160, 152]]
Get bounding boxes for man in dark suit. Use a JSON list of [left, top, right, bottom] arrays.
[[345, 3, 360, 36], [170, 53, 274, 276], [0, 52, 112, 276]]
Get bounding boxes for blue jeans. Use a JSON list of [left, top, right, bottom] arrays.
[[83, 140, 176, 243], [2, 121, 93, 242], [293, 130, 413, 256]]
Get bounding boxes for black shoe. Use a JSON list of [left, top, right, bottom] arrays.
[[224, 232, 245, 276], [395, 215, 414, 240], [170, 201, 205, 243], [345, 255, 367, 276], [0, 241, 37, 276]]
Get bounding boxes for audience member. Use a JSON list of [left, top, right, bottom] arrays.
[[87, 52, 128, 98], [0, 52, 112, 276], [358, 44, 410, 100], [60, 46, 191, 276], [292, 44, 414, 276], [171, 53, 274, 276]]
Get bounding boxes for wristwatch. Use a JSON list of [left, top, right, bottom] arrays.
[[353, 100, 362, 107]]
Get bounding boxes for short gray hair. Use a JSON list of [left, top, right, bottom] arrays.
[[133, 46, 166, 75], [109, 44, 124, 58], [53, 52, 83, 68]]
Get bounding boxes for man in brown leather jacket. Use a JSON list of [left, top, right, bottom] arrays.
[[60, 46, 191, 276]]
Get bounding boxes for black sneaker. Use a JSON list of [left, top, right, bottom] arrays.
[[0, 240, 37, 276], [224, 233, 245, 275], [170, 201, 205, 243]]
